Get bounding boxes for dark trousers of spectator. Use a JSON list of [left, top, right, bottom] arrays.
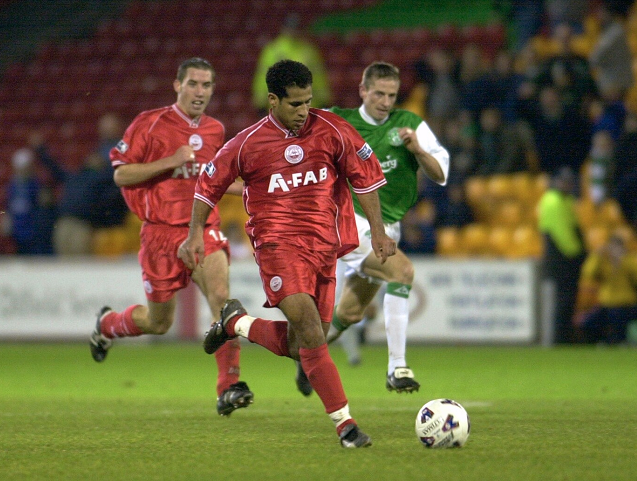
[[543, 247, 584, 344], [580, 305, 637, 344]]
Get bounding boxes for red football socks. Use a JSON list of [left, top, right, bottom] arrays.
[[100, 305, 144, 338], [299, 343, 348, 414], [245, 319, 291, 358], [214, 338, 241, 396]]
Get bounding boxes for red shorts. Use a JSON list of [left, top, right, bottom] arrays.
[[138, 223, 229, 303], [254, 244, 337, 323]]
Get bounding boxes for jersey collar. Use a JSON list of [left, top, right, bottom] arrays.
[[359, 105, 388, 126], [172, 103, 202, 128], [268, 111, 302, 138]]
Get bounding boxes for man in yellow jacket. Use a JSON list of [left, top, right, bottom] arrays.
[[577, 234, 637, 344], [252, 14, 331, 115], [538, 166, 586, 343]]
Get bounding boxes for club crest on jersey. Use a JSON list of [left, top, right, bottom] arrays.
[[204, 161, 216, 177], [189, 134, 203, 151], [116, 140, 129, 153], [284, 144, 304, 164], [357, 143, 373, 160]]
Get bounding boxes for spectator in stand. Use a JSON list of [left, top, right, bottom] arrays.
[[252, 13, 330, 116], [519, 84, 591, 174], [458, 43, 489, 118], [438, 112, 477, 181], [462, 49, 524, 123], [414, 47, 461, 137], [614, 167, 637, 228], [576, 234, 637, 344], [3, 148, 41, 255], [31, 133, 128, 255], [545, 0, 589, 33], [488, 49, 526, 122], [613, 111, 637, 182], [589, 0, 633, 99], [471, 106, 537, 175], [495, 0, 544, 52], [437, 177, 474, 228], [588, 85, 627, 141], [536, 23, 597, 114], [538, 166, 586, 343], [610, 110, 637, 227], [587, 130, 616, 205], [399, 201, 437, 255], [96, 113, 125, 165]]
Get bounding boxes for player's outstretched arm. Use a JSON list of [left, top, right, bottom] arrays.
[[357, 190, 396, 263], [178, 199, 212, 269], [398, 127, 445, 184], [114, 145, 196, 187]]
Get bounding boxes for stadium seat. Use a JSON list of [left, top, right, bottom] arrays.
[[509, 171, 533, 206], [531, 173, 549, 204], [464, 176, 489, 221], [487, 174, 516, 201], [123, 212, 142, 253], [92, 228, 129, 257], [492, 199, 525, 228], [460, 223, 489, 256], [435, 226, 462, 257], [488, 226, 514, 257], [510, 225, 543, 259]]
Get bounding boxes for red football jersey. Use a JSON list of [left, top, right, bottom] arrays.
[[111, 104, 225, 226], [195, 108, 386, 257]]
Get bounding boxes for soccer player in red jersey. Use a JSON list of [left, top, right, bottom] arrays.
[[90, 58, 253, 416], [178, 60, 397, 447]]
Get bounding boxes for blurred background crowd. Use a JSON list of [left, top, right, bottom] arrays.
[[1, 0, 636, 342]]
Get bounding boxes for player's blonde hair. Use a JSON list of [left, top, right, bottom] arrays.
[[361, 61, 400, 88]]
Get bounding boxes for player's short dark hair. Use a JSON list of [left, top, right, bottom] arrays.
[[266, 60, 313, 100], [176, 57, 215, 82], [361, 61, 400, 88]]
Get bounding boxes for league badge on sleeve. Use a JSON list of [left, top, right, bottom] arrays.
[[116, 140, 129, 154], [204, 161, 216, 177], [357, 143, 373, 161]]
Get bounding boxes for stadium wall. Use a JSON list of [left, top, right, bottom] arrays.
[[0, 257, 540, 344]]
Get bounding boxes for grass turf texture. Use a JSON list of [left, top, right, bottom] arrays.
[[1, 343, 635, 481]]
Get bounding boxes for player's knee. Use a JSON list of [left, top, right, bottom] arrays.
[[337, 308, 365, 326], [390, 257, 414, 285]]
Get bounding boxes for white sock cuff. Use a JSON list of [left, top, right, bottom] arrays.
[[329, 404, 352, 428], [234, 315, 256, 338]]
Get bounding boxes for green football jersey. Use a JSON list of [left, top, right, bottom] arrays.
[[330, 107, 421, 224]]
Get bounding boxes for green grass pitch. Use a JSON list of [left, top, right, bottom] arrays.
[[1, 342, 635, 480]]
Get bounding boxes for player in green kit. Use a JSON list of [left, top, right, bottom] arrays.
[[295, 61, 450, 395]]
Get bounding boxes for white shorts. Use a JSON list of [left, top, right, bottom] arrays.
[[339, 213, 401, 282]]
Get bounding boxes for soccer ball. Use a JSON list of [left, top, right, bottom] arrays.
[[415, 398, 470, 448]]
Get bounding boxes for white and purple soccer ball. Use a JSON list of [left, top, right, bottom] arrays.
[[415, 398, 470, 448]]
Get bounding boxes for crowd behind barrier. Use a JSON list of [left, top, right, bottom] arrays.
[[1, 0, 636, 344]]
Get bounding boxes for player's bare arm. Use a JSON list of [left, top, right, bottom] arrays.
[[356, 191, 396, 263], [114, 145, 196, 187], [177, 199, 212, 269], [224, 179, 244, 196], [398, 127, 445, 184]]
